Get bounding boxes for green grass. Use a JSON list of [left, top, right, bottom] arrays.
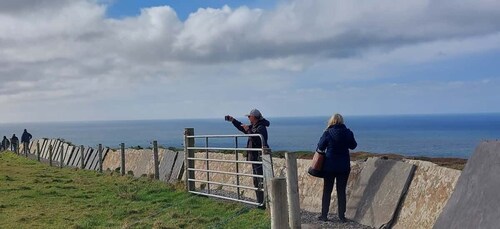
[[0, 152, 270, 229]]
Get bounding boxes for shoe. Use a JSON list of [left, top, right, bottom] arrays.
[[317, 215, 328, 222], [339, 216, 347, 223]]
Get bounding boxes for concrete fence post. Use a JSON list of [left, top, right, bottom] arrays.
[[271, 177, 289, 229], [120, 143, 125, 176], [80, 145, 85, 169], [286, 152, 301, 229], [37, 142, 41, 162], [184, 128, 195, 191], [49, 145, 53, 166], [59, 146, 64, 168], [153, 140, 159, 180], [98, 144, 103, 173]]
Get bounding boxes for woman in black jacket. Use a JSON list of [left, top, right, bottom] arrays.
[[316, 113, 357, 222]]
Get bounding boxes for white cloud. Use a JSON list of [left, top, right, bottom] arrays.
[[0, 0, 499, 122]]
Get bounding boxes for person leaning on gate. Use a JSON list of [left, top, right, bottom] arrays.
[[316, 113, 357, 223], [21, 129, 33, 153], [10, 134, 19, 153], [225, 109, 270, 207], [1, 136, 10, 151]]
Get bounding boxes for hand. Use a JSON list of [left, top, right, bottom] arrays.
[[241, 124, 250, 132], [225, 115, 234, 122]]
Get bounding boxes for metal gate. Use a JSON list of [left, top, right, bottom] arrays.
[[183, 129, 274, 207]]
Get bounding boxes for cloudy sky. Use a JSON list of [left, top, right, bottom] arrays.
[[1, 0, 499, 123]]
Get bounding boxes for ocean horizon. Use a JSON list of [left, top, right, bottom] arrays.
[[1, 113, 500, 159]]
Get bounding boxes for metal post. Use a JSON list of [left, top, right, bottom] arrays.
[[286, 153, 301, 229], [80, 145, 85, 169], [235, 137, 240, 200], [120, 143, 125, 176], [184, 128, 195, 191], [153, 141, 159, 179], [270, 177, 289, 229], [98, 144, 103, 173], [49, 145, 53, 166], [205, 137, 210, 193], [37, 142, 41, 162], [262, 149, 274, 209], [59, 146, 64, 168]]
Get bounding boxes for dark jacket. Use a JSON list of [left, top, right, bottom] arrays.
[[232, 118, 270, 161], [21, 131, 32, 143], [2, 137, 10, 148], [317, 124, 357, 173], [11, 135, 19, 145]]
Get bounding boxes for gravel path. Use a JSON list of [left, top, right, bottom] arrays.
[[300, 210, 372, 229], [197, 189, 372, 229]]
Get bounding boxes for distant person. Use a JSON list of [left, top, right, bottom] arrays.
[[225, 109, 270, 206], [1, 136, 10, 151], [21, 129, 33, 154], [316, 113, 357, 222], [10, 134, 19, 153]]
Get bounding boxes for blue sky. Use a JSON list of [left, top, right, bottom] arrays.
[[105, 0, 277, 20], [0, 0, 500, 122]]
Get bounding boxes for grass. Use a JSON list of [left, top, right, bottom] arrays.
[[0, 152, 270, 229]]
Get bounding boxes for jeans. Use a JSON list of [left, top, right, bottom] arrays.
[[321, 171, 350, 218]]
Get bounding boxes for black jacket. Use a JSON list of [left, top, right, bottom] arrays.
[[21, 131, 32, 143], [231, 118, 270, 160], [317, 124, 357, 173]]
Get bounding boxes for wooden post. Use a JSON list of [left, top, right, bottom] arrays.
[[184, 128, 195, 191], [24, 142, 28, 157], [271, 177, 289, 229], [37, 142, 41, 162], [153, 140, 160, 180], [49, 145, 53, 166], [286, 153, 301, 229], [59, 146, 64, 168], [120, 143, 125, 176], [80, 145, 85, 169], [98, 144, 103, 173]]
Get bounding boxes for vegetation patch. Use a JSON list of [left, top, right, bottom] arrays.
[[0, 152, 270, 228]]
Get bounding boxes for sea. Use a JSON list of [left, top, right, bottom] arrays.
[[1, 114, 500, 159]]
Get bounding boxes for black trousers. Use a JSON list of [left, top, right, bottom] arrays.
[[321, 171, 350, 218]]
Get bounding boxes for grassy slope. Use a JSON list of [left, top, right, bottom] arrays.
[[0, 152, 269, 229]]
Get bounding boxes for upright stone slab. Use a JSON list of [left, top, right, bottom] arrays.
[[169, 151, 185, 183], [63, 145, 74, 165], [88, 147, 100, 170], [434, 141, 500, 229], [29, 140, 36, 153], [392, 160, 460, 229], [91, 147, 109, 170], [53, 140, 63, 160], [159, 150, 178, 182], [41, 139, 51, 159], [40, 139, 49, 158], [84, 148, 96, 169], [346, 157, 415, 228], [70, 147, 81, 167]]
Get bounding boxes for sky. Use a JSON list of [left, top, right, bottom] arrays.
[[1, 0, 500, 123]]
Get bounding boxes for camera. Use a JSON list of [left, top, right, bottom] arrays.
[[224, 115, 231, 121]]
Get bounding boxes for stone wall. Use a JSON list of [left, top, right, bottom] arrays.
[[103, 148, 176, 177], [100, 149, 460, 228]]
